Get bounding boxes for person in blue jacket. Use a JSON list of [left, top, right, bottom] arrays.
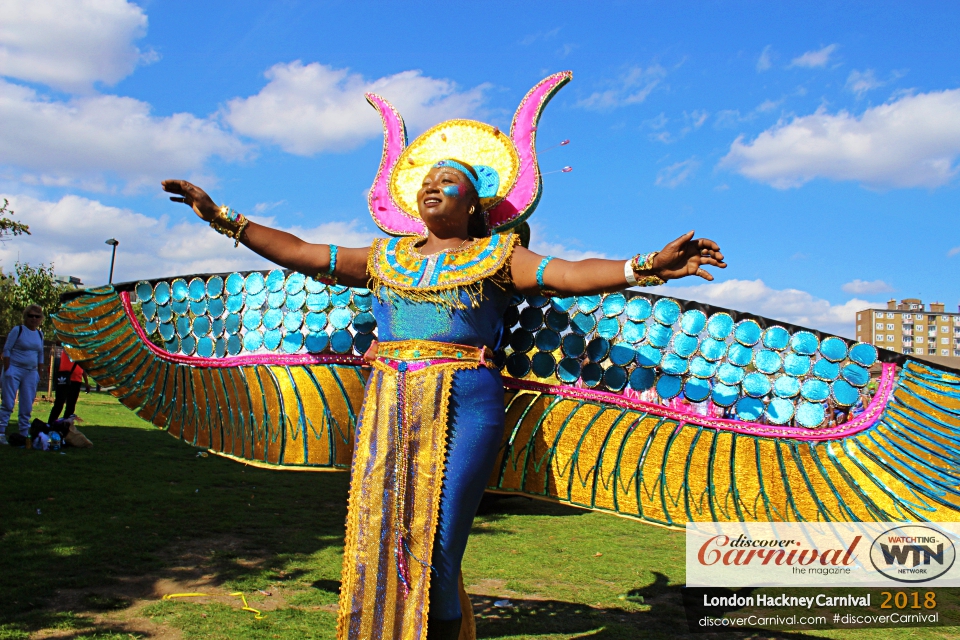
[[1, 305, 45, 440]]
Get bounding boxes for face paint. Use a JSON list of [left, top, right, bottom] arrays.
[[441, 184, 462, 198]]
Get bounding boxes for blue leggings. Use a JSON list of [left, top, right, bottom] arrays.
[[428, 367, 505, 620]]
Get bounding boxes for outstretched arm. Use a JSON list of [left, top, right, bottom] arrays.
[[511, 231, 726, 296], [161, 180, 370, 288]]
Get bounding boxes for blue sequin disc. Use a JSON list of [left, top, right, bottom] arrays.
[[262, 308, 282, 330], [712, 383, 739, 407], [656, 374, 682, 399], [819, 336, 848, 362], [682, 377, 709, 402], [263, 329, 282, 351], [535, 329, 561, 353], [570, 313, 597, 336], [561, 333, 586, 357], [225, 294, 243, 314], [176, 316, 192, 338], [192, 316, 211, 337], [558, 357, 581, 383], [245, 290, 266, 309], [304, 276, 325, 294], [625, 297, 652, 322], [735, 397, 765, 421], [609, 344, 636, 366], [726, 343, 753, 367], [282, 332, 303, 353], [244, 272, 265, 295], [653, 298, 681, 326], [172, 300, 188, 316], [680, 309, 707, 336], [754, 349, 783, 374], [285, 291, 306, 312], [629, 367, 655, 391], [762, 326, 790, 351], [266, 269, 285, 292], [225, 273, 244, 296], [531, 352, 556, 378], [699, 338, 727, 362], [603, 366, 628, 391], [171, 278, 188, 302], [526, 294, 549, 309], [717, 363, 746, 385], [773, 375, 801, 398], [180, 335, 196, 355], [305, 312, 327, 332], [789, 331, 819, 356], [164, 336, 180, 353], [545, 310, 569, 332], [596, 317, 621, 340], [689, 356, 718, 379], [211, 318, 224, 337], [520, 307, 544, 331], [243, 330, 263, 351], [284, 272, 305, 295], [330, 329, 353, 354], [587, 337, 610, 362], [158, 322, 175, 341], [283, 311, 304, 332], [672, 333, 699, 358], [304, 332, 328, 353], [197, 337, 214, 358], [353, 311, 375, 334], [581, 363, 604, 388], [242, 309, 262, 331], [647, 323, 673, 348], [306, 291, 330, 312], [832, 380, 860, 406], [354, 292, 373, 311], [329, 307, 352, 330], [706, 312, 734, 340], [227, 333, 242, 355], [742, 372, 772, 397], [765, 398, 795, 425], [154, 281, 171, 305], [141, 300, 157, 321], [135, 281, 153, 302], [332, 289, 352, 307], [621, 321, 646, 344], [842, 363, 870, 387], [801, 379, 830, 402], [848, 343, 878, 367], [796, 402, 825, 428], [188, 278, 206, 302], [812, 358, 840, 381], [190, 300, 208, 316], [354, 332, 375, 356], [661, 352, 688, 375], [550, 297, 576, 313], [734, 320, 761, 346], [636, 344, 662, 368], [602, 293, 627, 317], [510, 329, 535, 354], [576, 295, 601, 314], [225, 313, 241, 335], [215, 337, 226, 357], [208, 297, 225, 318], [783, 353, 811, 377], [502, 306, 520, 328], [265, 290, 286, 308]]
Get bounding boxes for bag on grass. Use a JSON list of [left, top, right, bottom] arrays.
[[64, 424, 92, 448]]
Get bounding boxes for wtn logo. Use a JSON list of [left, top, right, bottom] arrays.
[[869, 525, 956, 583]]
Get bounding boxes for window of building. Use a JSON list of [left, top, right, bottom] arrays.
[[857, 313, 861, 320], [942, 316, 950, 321], [876, 323, 883, 329], [942, 326, 949, 332], [943, 338, 949, 344], [916, 325, 925, 331], [887, 335, 894, 341], [857, 324, 862, 333], [876, 335, 884, 341], [942, 349, 949, 356], [887, 312, 895, 318], [904, 314, 912, 320], [917, 336, 925, 343], [916, 348, 925, 354], [886, 323, 894, 330], [875, 312, 883, 319], [903, 348, 912, 354], [955, 350, 960, 357], [902, 336, 912, 343], [929, 315, 937, 321]]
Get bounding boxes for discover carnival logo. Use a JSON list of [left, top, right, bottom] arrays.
[[869, 525, 956, 583], [696, 533, 861, 570]]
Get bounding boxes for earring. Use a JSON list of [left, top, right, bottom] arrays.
[[469, 206, 476, 215]]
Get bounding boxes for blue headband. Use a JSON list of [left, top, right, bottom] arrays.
[[434, 159, 500, 199]]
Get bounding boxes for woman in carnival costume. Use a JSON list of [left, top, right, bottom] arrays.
[[162, 72, 725, 640]]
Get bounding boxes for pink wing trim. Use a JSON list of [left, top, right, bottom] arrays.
[[120, 292, 365, 368], [365, 94, 426, 237], [489, 71, 573, 231], [503, 362, 896, 441]]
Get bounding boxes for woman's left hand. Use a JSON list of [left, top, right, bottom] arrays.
[[652, 231, 726, 282]]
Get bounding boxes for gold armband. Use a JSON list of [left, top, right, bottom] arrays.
[[209, 205, 249, 247], [627, 251, 664, 287]]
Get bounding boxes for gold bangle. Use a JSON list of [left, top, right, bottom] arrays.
[[635, 275, 665, 287], [209, 205, 248, 247]]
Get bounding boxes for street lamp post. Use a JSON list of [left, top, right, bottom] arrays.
[[105, 238, 119, 284]]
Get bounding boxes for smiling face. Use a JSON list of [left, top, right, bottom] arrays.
[[416, 166, 476, 237]]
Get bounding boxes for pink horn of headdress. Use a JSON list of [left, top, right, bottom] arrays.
[[489, 71, 573, 232], [365, 94, 426, 236]]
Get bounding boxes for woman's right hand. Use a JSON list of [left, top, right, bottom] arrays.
[[161, 180, 219, 222]]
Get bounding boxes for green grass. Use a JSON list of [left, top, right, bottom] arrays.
[[2, 394, 958, 639]]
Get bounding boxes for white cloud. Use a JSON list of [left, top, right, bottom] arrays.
[[719, 89, 960, 188], [252, 200, 285, 214], [653, 278, 875, 337], [0, 79, 245, 190], [528, 224, 607, 261], [845, 69, 884, 97], [0, 193, 375, 285], [841, 279, 894, 294], [789, 44, 838, 69], [0, 0, 151, 92], [224, 62, 488, 155], [756, 45, 773, 72], [948, 246, 960, 257], [576, 64, 667, 111], [655, 158, 699, 188]]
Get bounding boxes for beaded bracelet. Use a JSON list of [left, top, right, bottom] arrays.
[[209, 205, 249, 247], [536, 256, 558, 297], [625, 251, 664, 287], [316, 244, 338, 285]]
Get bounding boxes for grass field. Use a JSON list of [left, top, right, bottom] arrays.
[[2, 394, 959, 639]]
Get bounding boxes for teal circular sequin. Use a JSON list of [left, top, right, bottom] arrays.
[[305, 312, 327, 332], [353, 312, 375, 334], [773, 375, 801, 398], [502, 306, 520, 328], [135, 281, 153, 302], [842, 363, 870, 387], [647, 323, 673, 348], [621, 321, 646, 343], [699, 338, 727, 362], [796, 402, 825, 428], [208, 297, 225, 318], [596, 317, 621, 340], [545, 310, 569, 332], [145, 320, 158, 335], [848, 343, 878, 367], [609, 344, 636, 366], [284, 272, 305, 295], [535, 329, 561, 353], [754, 349, 783, 374], [244, 272, 265, 295], [180, 335, 196, 355], [561, 334, 586, 357], [227, 333, 242, 355], [653, 298, 681, 326], [656, 374, 682, 399], [164, 336, 180, 353], [266, 269, 285, 292], [211, 318, 224, 337], [519, 307, 544, 331], [801, 379, 830, 402], [141, 300, 157, 321], [712, 383, 739, 407], [832, 380, 860, 406], [525, 295, 548, 309], [532, 352, 557, 378], [557, 357, 581, 383], [582, 363, 604, 388], [263, 329, 282, 351], [242, 309, 262, 331], [247, 325, 272, 352], [354, 332, 376, 355], [783, 353, 811, 377], [354, 292, 373, 311], [680, 309, 707, 336], [629, 367, 655, 391], [689, 356, 718, 379], [172, 300, 188, 315], [762, 326, 790, 351], [192, 316, 211, 337], [267, 290, 286, 309], [225, 313, 241, 335], [283, 310, 304, 332], [176, 316, 192, 338], [188, 278, 206, 302], [262, 308, 282, 330], [587, 337, 610, 362], [215, 337, 226, 357], [706, 312, 734, 340], [172, 278, 188, 302], [190, 300, 207, 316], [577, 295, 601, 314], [625, 297, 652, 322], [304, 276, 325, 294], [282, 332, 303, 354], [245, 290, 267, 310], [306, 291, 330, 312], [329, 307, 353, 330], [742, 373, 771, 397], [510, 329, 535, 354], [819, 336, 848, 362], [197, 337, 215, 358], [684, 378, 710, 402], [602, 293, 626, 317], [570, 313, 597, 336], [735, 397, 765, 421], [789, 331, 819, 356], [330, 329, 353, 354], [636, 344, 663, 368], [717, 363, 745, 385], [332, 289, 352, 308], [726, 343, 753, 367], [506, 353, 531, 377], [225, 273, 244, 296], [661, 352, 688, 375], [305, 332, 328, 353], [734, 320, 761, 346], [156, 305, 173, 324], [158, 322, 175, 341], [225, 294, 244, 314], [154, 281, 171, 305], [550, 297, 576, 313], [812, 358, 840, 381], [285, 291, 306, 312], [765, 398, 795, 425], [672, 333, 699, 358]]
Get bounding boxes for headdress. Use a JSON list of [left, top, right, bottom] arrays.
[[433, 159, 500, 198], [365, 71, 572, 237]]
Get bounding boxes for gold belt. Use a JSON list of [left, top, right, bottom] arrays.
[[376, 339, 493, 366]]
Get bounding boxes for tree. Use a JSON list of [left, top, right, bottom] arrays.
[[0, 263, 70, 336], [0, 199, 30, 240]]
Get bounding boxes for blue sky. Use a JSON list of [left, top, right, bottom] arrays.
[[1, 0, 958, 336]]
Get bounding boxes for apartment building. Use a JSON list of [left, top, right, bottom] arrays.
[[855, 298, 960, 368]]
